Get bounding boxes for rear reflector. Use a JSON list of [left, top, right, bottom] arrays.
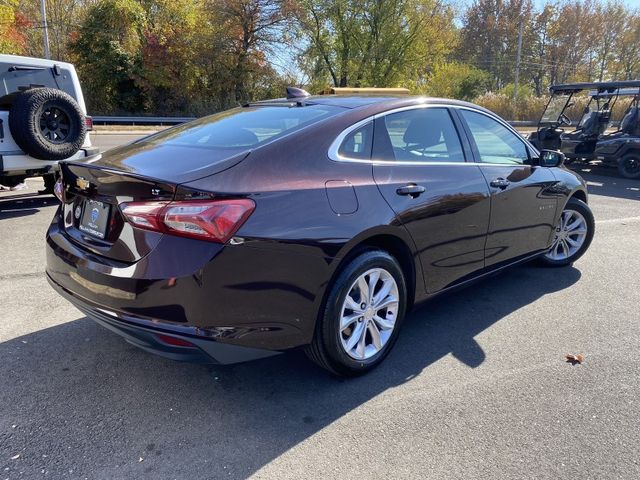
[[156, 333, 196, 348], [54, 178, 65, 202], [120, 199, 255, 243]]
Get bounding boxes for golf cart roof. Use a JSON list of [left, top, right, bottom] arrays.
[[550, 80, 640, 94], [589, 87, 640, 98]]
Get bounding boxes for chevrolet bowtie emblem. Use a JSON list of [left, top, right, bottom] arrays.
[[76, 177, 90, 190]]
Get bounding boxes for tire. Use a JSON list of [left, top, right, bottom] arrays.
[[305, 250, 407, 376], [8, 87, 86, 160], [539, 198, 594, 267], [617, 153, 640, 179]]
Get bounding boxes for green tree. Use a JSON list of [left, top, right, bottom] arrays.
[[423, 62, 490, 100], [70, 0, 147, 113], [297, 0, 457, 89]]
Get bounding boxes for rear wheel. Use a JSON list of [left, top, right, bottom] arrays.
[[617, 154, 640, 179], [539, 198, 594, 267], [306, 250, 407, 376]]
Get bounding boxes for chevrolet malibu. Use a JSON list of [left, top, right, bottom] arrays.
[[46, 90, 594, 376]]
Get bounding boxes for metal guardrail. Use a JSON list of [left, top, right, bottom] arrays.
[[92, 115, 540, 127], [92, 116, 196, 126]]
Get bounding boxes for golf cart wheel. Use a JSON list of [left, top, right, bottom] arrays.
[[8, 88, 86, 161], [617, 153, 640, 179]]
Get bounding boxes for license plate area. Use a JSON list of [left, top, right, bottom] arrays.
[[78, 199, 111, 239]]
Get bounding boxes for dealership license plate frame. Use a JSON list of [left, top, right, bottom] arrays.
[[78, 199, 111, 239]]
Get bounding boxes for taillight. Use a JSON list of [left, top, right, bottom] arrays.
[[120, 199, 255, 243], [85, 116, 93, 131], [54, 178, 65, 202]]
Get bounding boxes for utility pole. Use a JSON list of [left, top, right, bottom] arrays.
[[513, 18, 524, 102], [40, 0, 51, 59]]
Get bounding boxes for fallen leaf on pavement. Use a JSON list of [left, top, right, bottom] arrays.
[[565, 354, 584, 365]]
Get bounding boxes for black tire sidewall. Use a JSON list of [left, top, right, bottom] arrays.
[[319, 250, 407, 375], [618, 154, 640, 179], [540, 198, 595, 267], [8, 88, 86, 161]]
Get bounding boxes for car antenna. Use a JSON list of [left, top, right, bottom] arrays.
[[286, 86, 310, 100]]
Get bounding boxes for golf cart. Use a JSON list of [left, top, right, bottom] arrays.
[[593, 89, 640, 179], [528, 81, 640, 166]]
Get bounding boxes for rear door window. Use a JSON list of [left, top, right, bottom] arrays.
[[372, 108, 465, 162]]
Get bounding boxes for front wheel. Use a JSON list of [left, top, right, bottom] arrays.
[[617, 154, 640, 179], [539, 198, 594, 267], [305, 250, 407, 376]]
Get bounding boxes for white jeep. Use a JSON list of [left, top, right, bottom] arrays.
[[0, 54, 97, 193]]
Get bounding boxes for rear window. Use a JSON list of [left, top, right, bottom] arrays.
[[139, 105, 342, 149]]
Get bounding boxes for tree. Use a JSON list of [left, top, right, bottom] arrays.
[[296, 0, 457, 89], [70, 0, 147, 113], [458, 0, 536, 90], [0, 0, 27, 54], [210, 0, 298, 104], [423, 62, 490, 100]]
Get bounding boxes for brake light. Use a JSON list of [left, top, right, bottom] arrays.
[[120, 199, 255, 243], [85, 116, 93, 131]]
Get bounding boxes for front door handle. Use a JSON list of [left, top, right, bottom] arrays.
[[396, 184, 426, 198], [490, 178, 510, 189]]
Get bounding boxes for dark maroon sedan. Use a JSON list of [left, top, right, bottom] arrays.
[[46, 90, 594, 376]]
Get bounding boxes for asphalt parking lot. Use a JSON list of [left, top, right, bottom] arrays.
[[1, 133, 639, 479]]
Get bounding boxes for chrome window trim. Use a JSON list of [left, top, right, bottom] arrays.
[[328, 103, 540, 165]]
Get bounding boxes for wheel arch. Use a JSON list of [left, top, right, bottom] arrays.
[[309, 226, 422, 342], [569, 188, 587, 204]]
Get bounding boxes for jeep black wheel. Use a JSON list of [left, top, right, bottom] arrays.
[[8, 88, 86, 161], [618, 154, 640, 179]]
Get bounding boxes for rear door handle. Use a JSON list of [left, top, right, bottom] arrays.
[[490, 178, 510, 189], [396, 184, 426, 198]]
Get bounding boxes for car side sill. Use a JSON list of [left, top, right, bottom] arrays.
[[416, 249, 548, 305]]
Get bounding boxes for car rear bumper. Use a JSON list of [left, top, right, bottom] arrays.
[[45, 206, 331, 357], [47, 272, 281, 364]]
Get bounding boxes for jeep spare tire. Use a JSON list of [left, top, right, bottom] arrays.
[[8, 87, 86, 160]]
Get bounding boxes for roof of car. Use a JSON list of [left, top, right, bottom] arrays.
[[0, 54, 75, 70], [249, 94, 490, 112]]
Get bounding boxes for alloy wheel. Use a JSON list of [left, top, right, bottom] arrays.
[[544, 209, 588, 262], [39, 106, 72, 144], [339, 268, 399, 360]]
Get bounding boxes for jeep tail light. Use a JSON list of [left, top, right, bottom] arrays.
[[120, 199, 255, 243], [85, 116, 93, 131]]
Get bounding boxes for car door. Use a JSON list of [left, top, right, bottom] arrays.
[[371, 106, 491, 293], [455, 108, 558, 268]]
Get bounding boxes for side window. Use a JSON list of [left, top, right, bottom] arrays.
[[338, 122, 373, 160], [459, 110, 529, 165], [372, 108, 465, 162]]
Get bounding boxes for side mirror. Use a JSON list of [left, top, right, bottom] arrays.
[[536, 149, 565, 167]]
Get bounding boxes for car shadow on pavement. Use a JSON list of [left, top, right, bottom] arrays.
[[0, 264, 581, 479], [0, 193, 57, 220], [568, 164, 640, 201]]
